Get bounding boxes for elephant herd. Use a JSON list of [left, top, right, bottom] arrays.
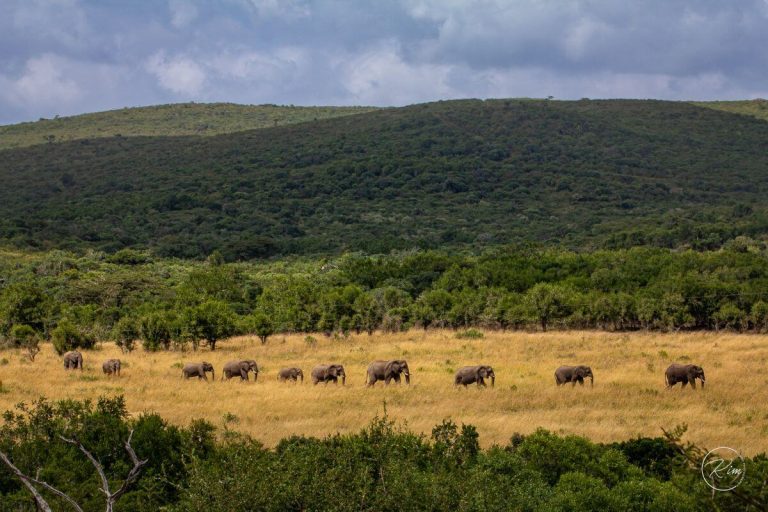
[[62, 350, 707, 390]]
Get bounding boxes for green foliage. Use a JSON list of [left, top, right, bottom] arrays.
[[248, 311, 275, 344], [0, 282, 50, 336], [4, 100, 768, 258], [1, 397, 766, 511], [50, 318, 96, 355], [112, 316, 138, 353], [181, 300, 236, 351], [138, 310, 175, 352]]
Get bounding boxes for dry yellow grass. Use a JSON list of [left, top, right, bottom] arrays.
[[1, 330, 767, 455]]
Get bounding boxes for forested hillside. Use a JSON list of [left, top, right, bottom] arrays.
[[2, 99, 768, 259], [0, 103, 376, 150]]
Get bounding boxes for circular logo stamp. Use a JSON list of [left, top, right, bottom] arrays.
[[701, 447, 746, 491]]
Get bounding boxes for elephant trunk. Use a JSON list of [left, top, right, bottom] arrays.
[[590, 375, 594, 387], [211, 370, 215, 381], [341, 374, 346, 385], [299, 371, 304, 383], [404, 372, 410, 384], [490, 375, 495, 387]]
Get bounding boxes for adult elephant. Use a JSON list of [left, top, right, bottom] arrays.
[[366, 360, 410, 387], [102, 359, 121, 376], [454, 365, 495, 387], [182, 362, 215, 381], [555, 365, 594, 387], [665, 364, 705, 389], [63, 351, 83, 370], [222, 360, 259, 381], [311, 364, 346, 385], [278, 367, 304, 382]]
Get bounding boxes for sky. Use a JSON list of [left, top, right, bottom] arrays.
[[1, 0, 767, 124]]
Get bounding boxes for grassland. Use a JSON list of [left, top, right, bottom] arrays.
[[0, 102, 377, 149], [1, 330, 766, 454], [693, 98, 768, 122]]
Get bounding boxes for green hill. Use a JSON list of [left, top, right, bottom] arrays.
[[2, 98, 768, 259], [0, 103, 377, 150]]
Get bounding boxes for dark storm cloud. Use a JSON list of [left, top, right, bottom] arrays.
[[1, 0, 767, 124]]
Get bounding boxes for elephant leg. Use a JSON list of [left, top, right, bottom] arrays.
[[690, 380, 696, 390], [571, 380, 576, 387], [578, 378, 584, 386], [240, 369, 248, 381], [681, 381, 687, 389], [393, 374, 401, 384]]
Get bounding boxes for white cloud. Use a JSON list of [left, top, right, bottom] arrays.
[[343, 42, 456, 105], [146, 52, 206, 95], [169, 0, 198, 28], [3, 54, 81, 109]]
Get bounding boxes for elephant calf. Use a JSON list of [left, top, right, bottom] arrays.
[[366, 359, 410, 387], [278, 367, 304, 382], [555, 365, 594, 387], [63, 350, 83, 370], [311, 364, 346, 385], [182, 362, 215, 381], [455, 365, 495, 387], [222, 360, 259, 381], [665, 363, 705, 390], [102, 359, 121, 376]]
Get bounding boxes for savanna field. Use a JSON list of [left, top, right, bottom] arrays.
[[1, 329, 765, 454]]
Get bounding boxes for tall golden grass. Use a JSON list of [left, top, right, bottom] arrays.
[[0, 330, 766, 454]]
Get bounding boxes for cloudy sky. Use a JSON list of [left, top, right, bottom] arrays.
[[1, 0, 767, 124]]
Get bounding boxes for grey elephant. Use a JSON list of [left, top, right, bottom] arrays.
[[665, 363, 705, 389], [278, 367, 304, 382], [366, 360, 410, 387], [182, 362, 215, 381], [555, 365, 594, 387], [311, 364, 346, 385], [102, 359, 121, 376], [222, 360, 259, 381], [63, 351, 83, 370], [454, 365, 495, 387]]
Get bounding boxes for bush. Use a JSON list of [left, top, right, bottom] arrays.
[[51, 318, 96, 355], [9, 324, 41, 361], [112, 316, 138, 352], [455, 328, 484, 339]]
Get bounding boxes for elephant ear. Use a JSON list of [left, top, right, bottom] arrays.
[[477, 367, 487, 378], [385, 360, 396, 373]]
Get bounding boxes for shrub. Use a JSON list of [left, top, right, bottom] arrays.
[[455, 328, 484, 339], [51, 318, 96, 355]]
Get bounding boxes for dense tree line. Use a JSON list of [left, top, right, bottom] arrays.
[[2, 99, 768, 259], [3, 245, 768, 353], [0, 396, 765, 511]]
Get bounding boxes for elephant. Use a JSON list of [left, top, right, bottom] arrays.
[[63, 351, 83, 370], [182, 362, 215, 381], [102, 359, 121, 376], [366, 360, 410, 387], [311, 364, 346, 385], [222, 360, 259, 381], [454, 365, 495, 387], [665, 364, 705, 389], [555, 365, 594, 387], [278, 367, 304, 382]]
